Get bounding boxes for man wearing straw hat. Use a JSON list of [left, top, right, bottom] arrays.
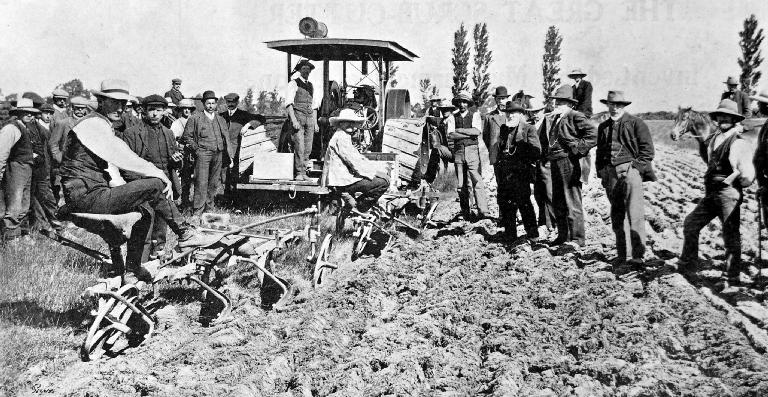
[[678, 99, 755, 283], [721, 76, 751, 117], [538, 85, 597, 249], [283, 59, 321, 180], [596, 91, 656, 268], [325, 108, 390, 212], [568, 68, 593, 117], [0, 98, 40, 242], [451, 90, 489, 220], [58, 79, 203, 280]]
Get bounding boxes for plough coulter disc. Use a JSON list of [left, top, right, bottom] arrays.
[[313, 235, 335, 287], [352, 223, 373, 261], [81, 287, 138, 361]]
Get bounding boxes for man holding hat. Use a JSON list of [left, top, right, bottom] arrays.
[[538, 85, 597, 249], [495, 100, 542, 240], [0, 98, 39, 242], [164, 78, 184, 105], [721, 76, 751, 117], [596, 91, 656, 267], [679, 99, 755, 283], [451, 90, 489, 220], [283, 59, 321, 180], [180, 90, 231, 217], [568, 68, 593, 117], [220, 93, 258, 198], [58, 79, 180, 279], [325, 108, 390, 212]]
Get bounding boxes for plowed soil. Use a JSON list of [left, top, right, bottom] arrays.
[[20, 121, 768, 396]]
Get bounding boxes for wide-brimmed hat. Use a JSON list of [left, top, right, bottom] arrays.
[[52, 88, 69, 99], [70, 96, 90, 108], [178, 98, 196, 109], [750, 88, 768, 104], [436, 99, 456, 110], [293, 59, 315, 72], [428, 94, 442, 102], [502, 100, 526, 113], [493, 86, 509, 97], [201, 90, 217, 101], [11, 98, 40, 114], [567, 68, 587, 78], [710, 99, 745, 121], [548, 85, 578, 103], [224, 93, 240, 102], [599, 90, 632, 105], [724, 76, 739, 85], [93, 79, 132, 101], [330, 108, 365, 126], [451, 90, 474, 107], [22, 92, 44, 108], [143, 94, 168, 108], [171, 78, 182, 84]]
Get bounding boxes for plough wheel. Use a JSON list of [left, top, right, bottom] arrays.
[[313, 235, 335, 287], [352, 223, 373, 261], [81, 286, 139, 361]]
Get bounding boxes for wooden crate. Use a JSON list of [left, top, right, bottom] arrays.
[[252, 152, 294, 180]]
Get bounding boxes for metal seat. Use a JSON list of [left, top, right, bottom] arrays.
[[66, 212, 142, 247]]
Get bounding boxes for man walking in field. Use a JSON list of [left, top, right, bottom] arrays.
[[678, 99, 755, 284], [595, 91, 656, 268]]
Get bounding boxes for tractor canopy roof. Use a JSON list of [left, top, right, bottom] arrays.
[[265, 38, 418, 62]]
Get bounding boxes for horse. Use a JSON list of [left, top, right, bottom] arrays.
[[670, 106, 714, 142]]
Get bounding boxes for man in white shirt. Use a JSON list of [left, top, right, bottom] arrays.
[[282, 59, 321, 180], [171, 98, 197, 210], [325, 108, 389, 212], [450, 90, 488, 220]]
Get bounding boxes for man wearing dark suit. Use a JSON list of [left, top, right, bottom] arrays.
[[569, 68, 593, 118], [220, 93, 256, 198], [596, 91, 656, 267], [180, 90, 231, 217], [164, 78, 184, 106], [721, 76, 751, 117], [538, 85, 598, 249]]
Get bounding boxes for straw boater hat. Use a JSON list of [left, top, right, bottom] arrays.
[[178, 98, 196, 109], [330, 108, 365, 127], [52, 88, 69, 99], [724, 76, 739, 86], [11, 98, 40, 114], [750, 88, 768, 104], [293, 59, 315, 72], [92, 79, 132, 101], [548, 85, 578, 104], [709, 99, 745, 122], [567, 68, 587, 78], [451, 90, 474, 107], [493, 86, 509, 97], [599, 90, 632, 105]]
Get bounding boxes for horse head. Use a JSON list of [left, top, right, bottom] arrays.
[[670, 106, 710, 141]]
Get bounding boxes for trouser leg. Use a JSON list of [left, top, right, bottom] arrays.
[[716, 186, 743, 276], [342, 177, 389, 212], [624, 167, 647, 259], [30, 172, 58, 233], [150, 215, 168, 255], [564, 158, 585, 244], [207, 150, 223, 212], [454, 150, 470, 216], [292, 111, 313, 177], [464, 146, 489, 216], [193, 149, 212, 216], [181, 149, 195, 208], [512, 178, 538, 237], [2, 162, 32, 240], [534, 161, 555, 229], [550, 157, 571, 241], [495, 165, 514, 232], [681, 193, 717, 263]]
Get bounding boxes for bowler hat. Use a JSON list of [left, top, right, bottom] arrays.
[[567, 68, 587, 78], [294, 59, 315, 72], [93, 79, 132, 101], [10, 98, 40, 114], [224, 93, 240, 101], [172, 78, 182, 84], [548, 85, 578, 103], [750, 88, 768, 104], [502, 100, 526, 113], [710, 99, 745, 121], [143, 94, 168, 108], [52, 88, 69, 99], [329, 108, 365, 127], [724, 76, 739, 85], [493, 86, 509, 97], [178, 98, 196, 109], [70, 96, 90, 108], [451, 90, 474, 107], [599, 90, 632, 105], [201, 90, 217, 101]]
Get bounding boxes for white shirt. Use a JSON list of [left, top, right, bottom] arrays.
[[455, 110, 483, 131], [170, 117, 188, 139], [0, 123, 22, 177], [204, 111, 215, 121], [284, 76, 322, 110], [325, 130, 379, 186]]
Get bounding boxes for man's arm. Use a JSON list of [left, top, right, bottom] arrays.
[[583, 82, 593, 113], [571, 112, 598, 156], [0, 124, 21, 179], [333, 134, 378, 179], [631, 119, 655, 171], [180, 116, 198, 151], [525, 123, 542, 159], [742, 92, 752, 117], [452, 112, 482, 137], [731, 138, 756, 187]]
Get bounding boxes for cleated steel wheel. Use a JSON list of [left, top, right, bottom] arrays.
[[81, 285, 139, 361], [313, 234, 336, 287]]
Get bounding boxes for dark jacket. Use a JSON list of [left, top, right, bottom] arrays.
[[220, 108, 255, 159], [482, 109, 506, 165], [180, 112, 232, 161], [118, 120, 181, 195], [164, 88, 184, 105], [538, 108, 597, 160], [721, 90, 752, 117], [499, 121, 542, 164], [573, 80, 593, 117], [753, 120, 768, 186], [596, 113, 657, 182]]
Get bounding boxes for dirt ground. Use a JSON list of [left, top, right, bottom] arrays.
[[16, 122, 768, 396]]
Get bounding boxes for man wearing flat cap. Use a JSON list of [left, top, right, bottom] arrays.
[[59, 79, 205, 279], [0, 99, 40, 242], [568, 69, 593, 117], [220, 92, 258, 198], [282, 59, 321, 180], [180, 90, 231, 217], [164, 78, 184, 106], [596, 91, 656, 268], [538, 85, 597, 250], [721, 76, 751, 117]]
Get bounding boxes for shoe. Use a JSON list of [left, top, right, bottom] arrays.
[[627, 258, 645, 271], [124, 267, 153, 284], [177, 229, 219, 248], [548, 237, 567, 247]]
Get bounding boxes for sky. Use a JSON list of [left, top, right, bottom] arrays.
[[0, 0, 767, 112]]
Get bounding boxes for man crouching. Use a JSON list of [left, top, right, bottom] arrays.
[[325, 108, 389, 212]]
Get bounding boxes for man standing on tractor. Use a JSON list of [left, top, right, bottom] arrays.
[[164, 78, 184, 106], [283, 59, 321, 181], [451, 90, 489, 220], [325, 108, 390, 213], [569, 68, 593, 118]]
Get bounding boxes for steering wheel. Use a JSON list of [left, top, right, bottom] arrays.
[[356, 106, 378, 130]]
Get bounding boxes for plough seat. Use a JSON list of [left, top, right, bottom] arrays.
[[66, 212, 142, 246]]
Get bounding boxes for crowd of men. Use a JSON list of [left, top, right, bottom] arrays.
[[2, 66, 768, 285]]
